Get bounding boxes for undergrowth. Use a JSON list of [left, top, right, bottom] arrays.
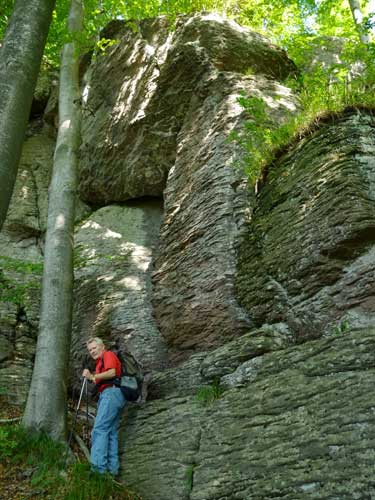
[[0, 423, 141, 500]]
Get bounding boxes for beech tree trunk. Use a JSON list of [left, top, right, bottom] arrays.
[[23, 0, 83, 441], [348, 0, 370, 43], [0, 0, 55, 231]]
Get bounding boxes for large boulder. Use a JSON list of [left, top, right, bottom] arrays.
[[79, 13, 296, 205], [236, 110, 375, 340]]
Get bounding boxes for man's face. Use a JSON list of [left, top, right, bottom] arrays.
[[87, 341, 104, 360]]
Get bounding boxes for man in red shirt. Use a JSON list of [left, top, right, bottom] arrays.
[[82, 337, 126, 476]]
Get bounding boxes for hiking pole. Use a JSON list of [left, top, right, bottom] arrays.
[[85, 373, 89, 428], [64, 377, 87, 466]]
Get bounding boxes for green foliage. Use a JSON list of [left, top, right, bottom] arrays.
[[185, 464, 195, 490], [331, 319, 351, 336], [233, 46, 375, 186], [0, 425, 19, 457], [230, 94, 293, 183], [2, 0, 374, 67], [65, 462, 141, 500], [0, 256, 42, 305], [0, 256, 43, 274], [0, 0, 14, 40], [0, 425, 66, 492], [196, 378, 224, 406], [0, 423, 142, 500]]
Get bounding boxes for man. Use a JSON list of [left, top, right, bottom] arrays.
[[82, 337, 126, 476]]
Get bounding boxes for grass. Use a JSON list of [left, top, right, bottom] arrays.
[[196, 378, 224, 406], [232, 62, 375, 187], [0, 423, 142, 500]]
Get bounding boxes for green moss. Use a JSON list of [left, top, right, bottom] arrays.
[[74, 243, 132, 270], [0, 256, 43, 275], [0, 256, 42, 305]]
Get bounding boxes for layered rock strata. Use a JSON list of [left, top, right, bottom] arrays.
[[121, 326, 375, 500], [152, 73, 297, 351], [237, 110, 375, 340]]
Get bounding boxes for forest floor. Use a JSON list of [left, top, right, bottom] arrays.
[[0, 398, 26, 500], [0, 397, 140, 500], [0, 397, 84, 500]]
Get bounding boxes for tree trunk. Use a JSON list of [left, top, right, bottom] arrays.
[[0, 0, 55, 231], [23, 0, 83, 441], [348, 0, 370, 43]]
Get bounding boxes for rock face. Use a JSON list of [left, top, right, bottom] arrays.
[[4, 12, 375, 500], [152, 74, 296, 351], [121, 326, 375, 500], [237, 110, 375, 340], [71, 201, 168, 376], [79, 14, 296, 204], [79, 12, 297, 352], [0, 99, 88, 403], [0, 125, 53, 404]]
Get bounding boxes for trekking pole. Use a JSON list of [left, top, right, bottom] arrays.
[[85, 374, 89, 427], [64, 377, 87, 466]]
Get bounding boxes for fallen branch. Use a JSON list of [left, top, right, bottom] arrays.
[[73, 431, 90, 462], [0, 417, 21, 423]]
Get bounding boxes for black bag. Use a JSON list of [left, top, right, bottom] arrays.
[[111, 348, 144, 402], [96, 347, 144, 402]]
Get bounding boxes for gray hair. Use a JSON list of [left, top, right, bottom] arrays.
[[86, 337, 104, 347]]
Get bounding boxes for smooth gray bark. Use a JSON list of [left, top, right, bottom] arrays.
[[23, 0, 83, 441], [0, 0, 55, 231], [348, 0, 370, 43]]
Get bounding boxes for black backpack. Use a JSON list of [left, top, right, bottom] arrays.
[[112, 348, 144, 402], [95, 347, 144, 403]]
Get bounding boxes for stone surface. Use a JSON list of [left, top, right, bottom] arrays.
[[71, 201, 168, 379], [79, 13, 296, 205], [237, 110, 375, 340], [3, 129, 54, 241], [147, 323, 294, 400], [79, 12, 298, 353], [0, 263, 42, 404], [3, 13, 375, 500], [0, 125, 53, 403], [120, 327, 375, 500], [152, 74, 297, 351]]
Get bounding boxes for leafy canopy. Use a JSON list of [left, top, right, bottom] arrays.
[[1, 0, 374, 66]]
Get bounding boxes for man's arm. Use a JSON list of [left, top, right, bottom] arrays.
[[82, 368, 116, 382]]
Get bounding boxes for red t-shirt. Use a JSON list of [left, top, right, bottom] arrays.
[[95, 351, 122, 393]]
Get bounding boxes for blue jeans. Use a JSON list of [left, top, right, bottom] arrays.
[[90, 386, 126, 475]]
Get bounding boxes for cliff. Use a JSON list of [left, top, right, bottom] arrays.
[[1, 12, 375, 500]]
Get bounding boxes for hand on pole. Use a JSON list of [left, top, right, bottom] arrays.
[[82, 368, 94, 381]]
